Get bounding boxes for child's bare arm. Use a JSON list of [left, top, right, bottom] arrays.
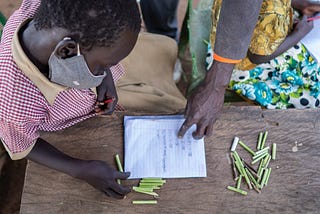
[[248, 15, 314, 64], [26, 138, 130, 198]]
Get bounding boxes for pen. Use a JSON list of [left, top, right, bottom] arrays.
[[104, 98, 113, 104], [95, 98, 113, 111], [307, 16, 320, 21]]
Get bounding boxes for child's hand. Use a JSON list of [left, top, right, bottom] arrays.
[[95, 69, 118, 115], [76, 160, 131, 198]]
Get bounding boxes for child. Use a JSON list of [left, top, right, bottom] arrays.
[[0, 0, 141, 198]]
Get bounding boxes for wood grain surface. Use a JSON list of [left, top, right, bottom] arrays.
[[20, 106, 320, 214]]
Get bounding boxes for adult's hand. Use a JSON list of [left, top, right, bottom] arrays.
[[95, 69, 118, 115], [178, 61, 234, 139]]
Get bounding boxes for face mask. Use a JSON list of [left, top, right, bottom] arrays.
[[48, 38, 107, 89]]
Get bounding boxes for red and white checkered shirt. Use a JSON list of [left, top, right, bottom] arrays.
[[0, 0, 125, 159]]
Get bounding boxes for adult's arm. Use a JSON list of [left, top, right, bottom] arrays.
[[26, 138, 130, 198], [179, 0, 263, 139], [291, 0, 320, 16], [248, 15, 314, 64]]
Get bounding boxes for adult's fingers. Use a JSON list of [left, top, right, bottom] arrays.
[[184, 100, 191, 118], [205, 122, 214, 137], [192, 121, 207, 140], [178, 118, 194, 138]]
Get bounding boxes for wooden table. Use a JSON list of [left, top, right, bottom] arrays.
[[20, 106, 320, 213]]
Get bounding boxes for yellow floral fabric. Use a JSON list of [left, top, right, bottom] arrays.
[[210, 0, 293, 70]]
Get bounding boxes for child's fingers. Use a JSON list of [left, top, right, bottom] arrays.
[[103, 100, 116, 115], [115, 171, 130, 179], [104, 188, 127, 199], [94, 97, 117, 115], [111, 183, 131, 195]]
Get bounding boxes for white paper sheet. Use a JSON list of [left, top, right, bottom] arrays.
[[301, 14, 320, 63], [124, 115, 207, 179]]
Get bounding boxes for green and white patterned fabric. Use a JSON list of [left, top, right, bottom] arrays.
[[229, 43, 320, 109], [206, 42, 320, 109]]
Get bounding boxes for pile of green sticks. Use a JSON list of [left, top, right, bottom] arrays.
[[114, 154, 165, 205], [227, 131, 277, 195], [132, 178, 166, 205]]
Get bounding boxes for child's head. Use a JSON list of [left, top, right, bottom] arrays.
[[28, 0, 141, 88], [33, 0, 141, 49]]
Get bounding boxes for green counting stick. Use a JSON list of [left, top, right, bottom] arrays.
[[252, 151, 268, 160], [257, 132, 263, 150], [236, 175, 243, 189], [115, 154, 124, 184], [115, 154, 124, 172], [234, 159, 245, 177], [233, 151, 244, 167], [231, 154, 239, 180], [140, 180, 166, 185], [251, 152, 268, 165], [260, 168, 269, 188], [238, 141, 256, 156], [240, 166, 252, 189], [138, 183, 164, 188], [265, 168, 272, 186], [245, 168, 260, 189], [133, 186, 154, 192], [263, 154, 271, 169], [139, 185, 160, 190], [254, 146, 270, 156], [132, 200, 158, 205], [260, 131, 268, 149], [227, 186, 247, 196], [257, 161, 264, 181], [232, 153, 245, 177], [133, 188, 159, 197], [141, 178, 166, 183]]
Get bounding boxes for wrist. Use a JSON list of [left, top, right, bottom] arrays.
[[205, 61, 234, 89], [67, 158, 88, 178]]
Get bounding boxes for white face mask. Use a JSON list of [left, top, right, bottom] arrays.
[[48, 38, 107, 89]]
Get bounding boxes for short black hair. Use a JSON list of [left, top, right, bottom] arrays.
[[34, 0, 141, 48]]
